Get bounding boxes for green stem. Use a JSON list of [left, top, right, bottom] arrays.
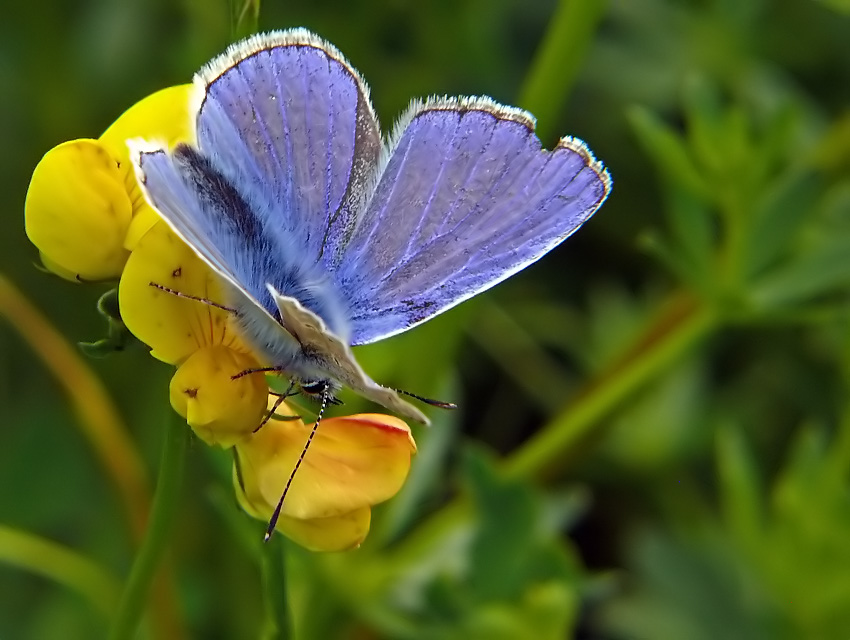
[[108, 410, 188, 640], [505, 293, 716, 478], [517, 0, 609, 142], [261, 535, 291, 639], [232, 0, 261, 40], [390, 292, 717, 561], [0, 525, 120, 617]]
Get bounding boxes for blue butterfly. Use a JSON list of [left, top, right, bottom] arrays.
[[133, 29, 611, 425]]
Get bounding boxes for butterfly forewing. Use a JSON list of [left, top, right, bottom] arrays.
[[334, 98, 611, 346], [195, 30, 381, 269], [136, 31, 381, 312], [136, 147, 237, 284]]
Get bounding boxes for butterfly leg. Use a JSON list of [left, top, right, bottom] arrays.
[[264, 384, 332, 542], [148, 282, 237, 313], [253, 381, 302, 433]]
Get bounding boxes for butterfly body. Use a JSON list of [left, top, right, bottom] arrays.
[[133, 29, 611, 424]]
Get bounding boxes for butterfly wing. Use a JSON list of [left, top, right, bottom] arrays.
[[193, 29, 381, 270], [267, 286, 429, 424], [134, 30, 428, 422], [134, 29, 381, 323], [333, 97, 611, 346]]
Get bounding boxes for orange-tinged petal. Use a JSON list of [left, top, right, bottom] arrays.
[[277, 508, 372, 552], [275, 507, 371, 552], [235, 408, 416, 522], [119, 222, 245, 363], [170, 346, 267, 448], [278, 507, 372, 551], [25, 139, 132, 280], [233, 462, 372, 552]]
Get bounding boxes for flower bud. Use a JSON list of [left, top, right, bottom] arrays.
[[25, 140, 132, 280]]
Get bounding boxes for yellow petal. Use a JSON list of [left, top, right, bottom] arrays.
[[118, 222, 243, 363], [123, 205, 162, 251], [235, 409, 416, 522], [25, 139, 132, 280], [100, 85, 193, 156], [170, 346, 267, 448], [38, 252, 81, 283], [99, 85, 194, 219]]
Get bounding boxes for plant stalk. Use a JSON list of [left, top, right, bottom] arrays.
[[108, 410, 188, 640]]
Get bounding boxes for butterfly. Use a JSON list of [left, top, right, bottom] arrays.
[[133, 28, 611, 425]]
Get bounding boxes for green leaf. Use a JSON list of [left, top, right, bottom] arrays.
[[517, 0, 609, 143], [231, 0, 260, 40], [598, 531, 783, 640], [750, 235, 850, 309], [715, 422, 763, 551], [462, 445, 540, 603], [663, 187, 717, 290], [628, 105, 711, 198], [742, 172, 820, 279], [816, 0, 850, 14], [682, 74, 726, 176]]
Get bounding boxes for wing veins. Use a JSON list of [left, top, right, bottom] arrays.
[[393, 114, 463, 265], [349, 128, 417, 268], [324, 56, 334, 239], [233, 61, 284, 184], [270, 53, 294, 218], [431, 117, 526, 238], [300, 48, 314, 249], [377, 125, 544, 287]]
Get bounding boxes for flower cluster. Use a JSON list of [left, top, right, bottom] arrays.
[[25, 88, 416, 550]]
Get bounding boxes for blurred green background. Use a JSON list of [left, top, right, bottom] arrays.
[[3, 0, 850, 638]]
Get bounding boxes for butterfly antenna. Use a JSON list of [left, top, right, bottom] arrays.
[[148, 282, 237, 313], [232, 366, 285, 380], [264, 385, 330, 542], [393, 388, 457, 410]]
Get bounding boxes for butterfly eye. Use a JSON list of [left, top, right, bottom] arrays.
[[299, 379, 329, 396], [298, 379, 344, 405]]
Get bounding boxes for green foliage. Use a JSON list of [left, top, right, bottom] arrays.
[[597, 419, 850, 639], [414, 447, 583, 640], [632, 74, 850, 316], [4, 0, 850, 639], [78, 288, 139, 358]]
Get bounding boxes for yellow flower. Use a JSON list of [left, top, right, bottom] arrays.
[[25, 139, 132, 281], [25, 81, 421, 553], [169, 346, 267, 448], [234, 404, 417, 551], [119, 221, 267, 445], [25, 85, 192, 280]]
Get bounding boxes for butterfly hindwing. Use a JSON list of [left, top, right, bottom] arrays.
[[334, 98, 611, 345]]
